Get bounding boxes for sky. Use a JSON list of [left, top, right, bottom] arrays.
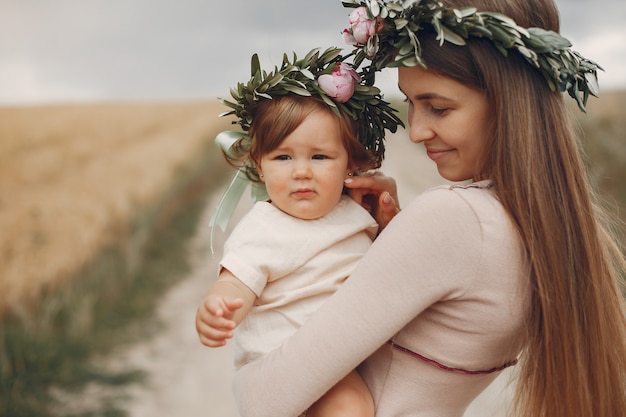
[[1, 0, 625, 106]]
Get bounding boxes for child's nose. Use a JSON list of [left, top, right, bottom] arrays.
[[292, 160, 313, 179]]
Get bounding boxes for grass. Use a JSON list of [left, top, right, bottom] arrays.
[[0, 101, 233, 416]]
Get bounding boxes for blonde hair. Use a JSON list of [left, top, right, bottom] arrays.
[[421, 1, 626, 415], [224, 95, 379, 182]]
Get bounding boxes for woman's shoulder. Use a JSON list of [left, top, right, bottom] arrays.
[[405, 180, 499, 219], [396, 181, 518, 255]]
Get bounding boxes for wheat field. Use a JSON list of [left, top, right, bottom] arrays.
[[0, 101, 231, 315]]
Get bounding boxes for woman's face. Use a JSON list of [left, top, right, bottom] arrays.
[[398, 66, 490, 182]]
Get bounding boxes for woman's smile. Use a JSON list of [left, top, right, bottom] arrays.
[[425, 147, 455, 162]]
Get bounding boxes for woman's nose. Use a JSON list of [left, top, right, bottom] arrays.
[[408, 117, 435, 144]]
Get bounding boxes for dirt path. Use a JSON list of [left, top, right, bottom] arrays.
[[117, 131, 514, 417]]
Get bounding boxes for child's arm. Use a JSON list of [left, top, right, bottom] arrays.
[[195, 269, 256, 347]]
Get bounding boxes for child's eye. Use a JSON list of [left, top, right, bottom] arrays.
[[312, 154, 329, 160], [274, 154, 291, 160]]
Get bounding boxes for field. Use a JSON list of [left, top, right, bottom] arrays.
[[572, 91, 626, 212], [0, 91, 624, 416], [0, 101, 231, 315], [0, 101, 233, 416]]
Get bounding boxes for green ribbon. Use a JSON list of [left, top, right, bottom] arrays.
[[209, 131, 269, 252]]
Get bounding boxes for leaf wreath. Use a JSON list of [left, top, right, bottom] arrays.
[[342, 0, 602, 111], [219, 47, 404, 164]]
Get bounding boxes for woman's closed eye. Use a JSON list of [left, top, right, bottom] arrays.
[[428, 105, 449, 116]]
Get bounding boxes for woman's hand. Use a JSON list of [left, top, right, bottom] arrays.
[[344, 172, 400, 230]]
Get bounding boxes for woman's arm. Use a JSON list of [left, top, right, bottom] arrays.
[[233, 188, 483, 417], [195, 269, 256, 347]]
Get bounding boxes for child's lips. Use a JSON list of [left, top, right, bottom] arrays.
[[292, 189, 316, 198]]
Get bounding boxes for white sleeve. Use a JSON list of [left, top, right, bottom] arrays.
[[233, 187, 484, 417]]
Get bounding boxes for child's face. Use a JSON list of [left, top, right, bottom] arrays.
[[258, 110, 350, 220]]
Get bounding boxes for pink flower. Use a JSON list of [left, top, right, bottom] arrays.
[[344, 7, 377, 45], [342, 28, 358, 46], [318, 63, 360, 103]]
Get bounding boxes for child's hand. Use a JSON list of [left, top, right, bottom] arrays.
[[195, 295, 245, 347]]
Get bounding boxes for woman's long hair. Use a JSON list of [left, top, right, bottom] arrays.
[[422, 1, 626, 415]]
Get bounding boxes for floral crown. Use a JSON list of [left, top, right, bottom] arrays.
[[341, 0, 602, 111], [209, 47, 403, 249], [220, 46, 403, 164]]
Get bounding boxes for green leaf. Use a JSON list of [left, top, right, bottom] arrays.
[[528, 28, 572, 50], [266, 74, 284, 88], [585, 72, 600, 97], [440, 26, 466, 46], [395, 18, 409, 30], [468, 24, 492, 38], [320, 47, 343, 63], [457, 7, 477, 18], [222, 99, 239, 109], [302, 48, 320, 64], [524, 34, 547, 52], [400, 56, 420, 67], [481, 12, 517, 28], [516, 45, 536, 61], [398, 41, 414, 55], [300, 69, 315, 80], [282, 84, 311, 96], [255, 92, 272, 100], [250, 54, 261, 77], [488, 23, 515, 48], [319, 91, 338, 107]]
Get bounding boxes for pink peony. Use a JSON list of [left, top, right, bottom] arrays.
[[342, 28, 358, 46], [345, 6, 376, 45], [318, 63, 361, 103]]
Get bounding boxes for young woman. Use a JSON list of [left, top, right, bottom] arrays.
[[195, 49, 402, 417], [213, 1, 626, 417]]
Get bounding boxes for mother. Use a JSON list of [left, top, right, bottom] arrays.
[[211, 1, 626, 416]]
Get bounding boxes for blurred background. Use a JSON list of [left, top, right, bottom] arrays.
[[1, 0, 625, 104], [1, 1, 624, 416]]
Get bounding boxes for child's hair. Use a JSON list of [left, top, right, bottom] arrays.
[[224, 94, 380, 182]]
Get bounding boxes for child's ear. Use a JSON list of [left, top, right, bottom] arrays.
[[258, 170, 265, 182]]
